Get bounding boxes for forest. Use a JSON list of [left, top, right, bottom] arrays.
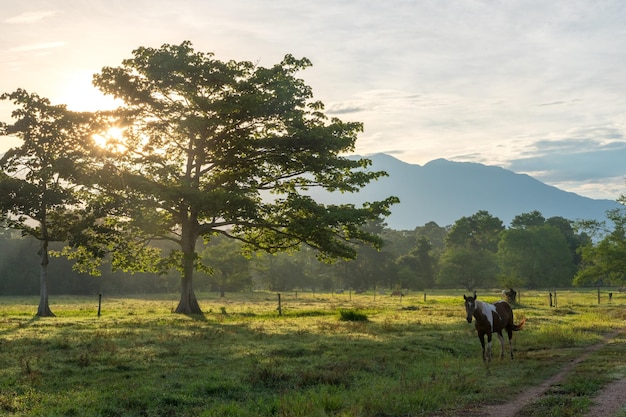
[[1, 41, 625, 315], [1, 207, 625, 298]]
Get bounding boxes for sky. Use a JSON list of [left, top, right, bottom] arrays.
[[1, 0, 625, 200]]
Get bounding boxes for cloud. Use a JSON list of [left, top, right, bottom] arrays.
[[9, 42, 67, 52], [326, 104, 364, 115], [4, 11, 59, 24], [327, 90, 457, 118], [557, 178, 626, 201], [508, 133, 626, 183]]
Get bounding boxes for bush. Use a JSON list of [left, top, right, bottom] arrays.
[[338, 309, 368, 322]]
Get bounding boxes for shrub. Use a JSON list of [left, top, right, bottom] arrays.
[[338, 309, 368, 322]]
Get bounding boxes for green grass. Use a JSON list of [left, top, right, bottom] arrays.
[[0, 289, 624, 416]]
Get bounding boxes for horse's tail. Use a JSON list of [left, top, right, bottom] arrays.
[[512, 318, 526, 331]]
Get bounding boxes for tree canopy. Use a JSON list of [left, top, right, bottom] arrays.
[[445, 210, 504, 252], [437, 210, 502, 289], [497, 224, 574, 288], [82, 41, 398, 313], [510, 210, 545, 229]]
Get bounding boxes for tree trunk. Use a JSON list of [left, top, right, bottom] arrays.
[[174, 251, 202, 314], [36, 240, 55, 317], [174, 203, 203, 314], [175, 273, 202, 314]]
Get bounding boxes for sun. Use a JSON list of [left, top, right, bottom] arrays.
[[92, 126, 127, 152], [57, 70, 122, 112]]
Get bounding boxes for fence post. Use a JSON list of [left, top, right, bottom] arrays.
[[97, 293, 102, 317], [277, 293, 282, 316], [549, 292, 553, 307], [554, 289, 557, 308]]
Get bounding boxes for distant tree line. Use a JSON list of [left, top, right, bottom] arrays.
[[2, 207, 625, 296]]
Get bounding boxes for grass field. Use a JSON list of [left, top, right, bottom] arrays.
[[0, 289, 625, 416]]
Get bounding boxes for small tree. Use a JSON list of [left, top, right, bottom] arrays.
[[86, 42, 397, 314], [0, 90, 93, 316], [574, 208, 626, 287]]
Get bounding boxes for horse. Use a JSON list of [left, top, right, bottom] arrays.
[[463, 292, 525, 362]]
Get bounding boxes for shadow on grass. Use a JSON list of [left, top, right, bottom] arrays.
[[181, 312, 208, 322], [0, 315, 40, 336]]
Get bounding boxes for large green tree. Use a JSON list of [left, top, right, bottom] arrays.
[[87, 42, 397, 314], [437, 210, 502, 289], [546, 215, 591, 267], [506, 212, 589, 285], [445, 210, 504, 252], [497, 224, 574, 288], [0, 90, 92, 316]]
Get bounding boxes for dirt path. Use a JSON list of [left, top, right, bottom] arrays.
[[476, 328, 626, 417], [585, 376, 626, 417]]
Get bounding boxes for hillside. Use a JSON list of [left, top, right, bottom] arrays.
[[309, 153, 622, 230]]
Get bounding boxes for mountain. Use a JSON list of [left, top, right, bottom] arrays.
[[309, 153, 623, 230]]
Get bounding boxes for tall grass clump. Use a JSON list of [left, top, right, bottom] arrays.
[[338, 309, 368, 322]]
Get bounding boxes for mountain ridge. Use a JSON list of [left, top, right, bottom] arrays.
[[312, 153, 622, 230]]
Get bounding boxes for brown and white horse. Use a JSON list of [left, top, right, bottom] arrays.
[[464, 292, 525, 361]]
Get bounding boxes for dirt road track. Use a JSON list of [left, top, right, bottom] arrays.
[[584, 376, 626, 417], [476, 328, 626, 417]]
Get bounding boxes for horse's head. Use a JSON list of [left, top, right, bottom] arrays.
[[463, 292, 477, 323]]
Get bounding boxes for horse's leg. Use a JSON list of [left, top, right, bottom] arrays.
[[507, 328, 514, 359], [478, 332, 486, 361], [496, 332, 505, 359], [486, 332, 493, 362]]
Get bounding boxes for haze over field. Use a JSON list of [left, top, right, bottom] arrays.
[[1, 1, 625, 199]]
